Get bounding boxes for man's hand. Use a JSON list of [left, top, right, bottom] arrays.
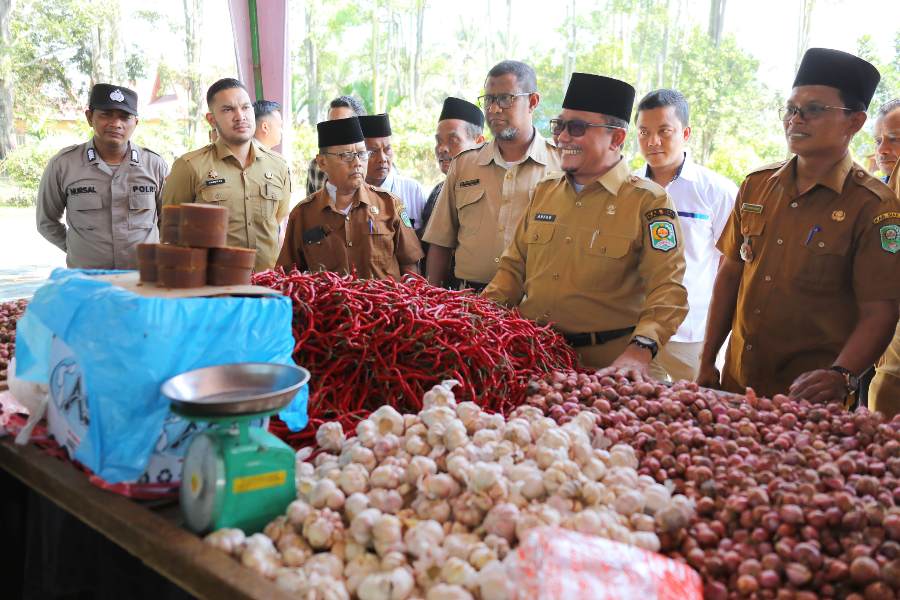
[[696, 363, 721, 389], [599, 343, 653, 382], [788, 369, 848, 404]]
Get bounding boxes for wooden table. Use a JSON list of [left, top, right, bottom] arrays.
[[0, 438, 295, 600]]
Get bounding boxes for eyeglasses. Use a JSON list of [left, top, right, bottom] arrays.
[[321, 150, 373, 163], [550, 118, 624, 138], [778, 103, 853, 122], [477, 92, 533, 109]]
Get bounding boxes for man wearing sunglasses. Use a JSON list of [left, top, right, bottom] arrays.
[[699, 48, 900, 405], [484, 72, 688, 379], [422, 60, 561, 291], [276, 117, 423, 278]]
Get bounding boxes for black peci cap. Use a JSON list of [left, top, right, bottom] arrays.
[[562, 72, 636, 123], [793, 48, 881, 109], [438, 97, 484, 128], [317, 117, 364, 148], [358, 114, 392, 138], [89, 83, 139, 116]]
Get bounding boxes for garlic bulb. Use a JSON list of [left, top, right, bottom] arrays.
[[404, 519, 445, 558], [316, 421, 346, 453], [204, 528, 245, 556]]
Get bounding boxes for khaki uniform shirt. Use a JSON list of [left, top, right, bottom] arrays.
[[161, 139, 291, 271], [484, 158, 688, 346], [276, 184, 424, 279], [36, 139, 168, 269], [718, 154, 900, 397], [422, 129, 561, 283]]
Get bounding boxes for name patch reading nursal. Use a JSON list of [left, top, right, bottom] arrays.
[[874, 212, 900, 224], [741, 203, 764, 214], [534, 213, 556, 222], [458, 179, 480, 188], [644, 208, 676, 220]]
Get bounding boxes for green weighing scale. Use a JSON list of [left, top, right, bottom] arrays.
[[161, 363, 310, 534]]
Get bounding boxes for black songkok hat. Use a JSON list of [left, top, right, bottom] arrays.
[[562, 72, 636, 123], [89, 83, 139, 116], [438, 97, 484, 128], [317, 117, 364, 148], [359, 114, 392, 138], [793, 48, 881, 109]]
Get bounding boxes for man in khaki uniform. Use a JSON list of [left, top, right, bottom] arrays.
[[423, 60, 561, 291], [162, 78, 291, 271], [484, 73, 688, 377], [36, 84, 168, 269], [277, 117, 423, 278], [699, 49, 900, 404], [869, 100, 900, 417]]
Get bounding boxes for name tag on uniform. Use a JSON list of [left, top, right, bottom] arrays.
[[302, 226, 328, 244], [458, 179, 480, 188], [534, 213, 556, 222], [205, 178, 226, 186], [68, 186, 97, 195], [741, 203, 763, 214]]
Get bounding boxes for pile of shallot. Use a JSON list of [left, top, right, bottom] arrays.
[[0, 299, 26, 381], [205, 380, 695, 599], [527, 371, 900, 599]]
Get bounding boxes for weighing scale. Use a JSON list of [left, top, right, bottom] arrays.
[[161, 363, 310, 534]]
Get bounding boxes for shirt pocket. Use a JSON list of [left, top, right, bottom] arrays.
[[793, 233, 851, 293], [257, 182, 283, 221], [199, 187, 226, 205], [576, 231, 634, 291], [369, 219, 394, 263], [127, 193, 156, 230], [456, 187, 485, 240], [67, 194, 103, 230]]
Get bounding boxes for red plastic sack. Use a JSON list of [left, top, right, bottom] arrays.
[[506, 527, 702, 600]]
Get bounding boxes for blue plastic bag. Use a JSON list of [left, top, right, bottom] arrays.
[[15, 269, 305, 482]]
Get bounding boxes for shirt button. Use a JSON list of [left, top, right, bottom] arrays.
[[552, 273, 560, 280], [790, 202, 798, 208], [745, 344, 752, 351], [575, 201, 583, 207], [348, 241, 353, 247], [494, 257, 500, 263], [776, 238, 783, 245], [764, 275, 772, 282], [565, 236, 572, 243], [817, 241, 825, 248], [753, 308, 761, 315], [532, 234, 539, 241], [345, 215, 350, 221], [498, 226, 505, 232], [505, 172, 512, 180]]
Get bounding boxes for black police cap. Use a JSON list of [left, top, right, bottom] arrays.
[[562, 72, 636, 123], [317, 117, 364, 148], [89, 83, 138, 116], [793, 48, 881, 109], [438, 97, 484, 128]]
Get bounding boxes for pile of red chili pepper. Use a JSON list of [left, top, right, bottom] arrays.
[[252, 269, 578, 447]]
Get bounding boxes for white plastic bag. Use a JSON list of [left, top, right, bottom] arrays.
[[7, 357, 50, 445]]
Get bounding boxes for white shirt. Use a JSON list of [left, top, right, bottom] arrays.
[[634, 154, 738, 343], [380, 168, 427, 230]]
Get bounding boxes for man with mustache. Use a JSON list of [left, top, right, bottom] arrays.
[[423, 60, 561, 291], [359, 113, 427, 230], [276, 117, 423, 278], [36, 83, 168, 269], [868, 98, 900, 417], [484, 72, 688, 378], [306, 95, 367, 195], [162, 78, 291, 271], [698, 49, 900, 405]]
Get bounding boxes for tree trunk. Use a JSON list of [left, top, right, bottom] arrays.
[[707, 0, 726, 46], [505, 0, 512, 56], [304, 1, 318, 123], [563, 0, 576, 89], [371, 5, 380, 112], [413, 0, 425, 106], [794, 0, 815, 72], [183, 0, 203, 146], [0, 0, 14, 159]]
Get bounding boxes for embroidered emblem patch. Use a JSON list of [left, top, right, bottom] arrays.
[[400, 209, 412, 228], [645, 208, 676, 220], [534, 213, 556, 222], [880, 225, 900, 254], [86, 148, 96, 162], [649, 221, 677, 252], [109, 89, 125, 102], [874, 212, 900, 224], [741, 203, 764, 214], [830, 210, 845, 222]]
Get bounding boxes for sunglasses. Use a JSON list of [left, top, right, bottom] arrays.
[[550, 118, 624, 137]]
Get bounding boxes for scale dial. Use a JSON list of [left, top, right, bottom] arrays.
[[180, 432, 224, 533]]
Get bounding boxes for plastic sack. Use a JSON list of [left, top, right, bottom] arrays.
[[6, 357, 50, 445], [14, 268, 298, 483], [500, 527, 702, 600]]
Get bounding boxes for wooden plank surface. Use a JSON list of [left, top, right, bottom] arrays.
[[0, 439, 296, 600]]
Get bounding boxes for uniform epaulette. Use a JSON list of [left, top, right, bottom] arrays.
[[178, 143, 215, 163], [54, 143, 82, 158], [746, 160, 787, 176], [626, 174, 667, 198], [256, 143, 289, 165], [851, 167, 897, 203], [141, 146, 163, 158]]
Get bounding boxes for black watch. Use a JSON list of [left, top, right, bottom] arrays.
[[630, 335, 658, 359], [829, 365, 859, 395]]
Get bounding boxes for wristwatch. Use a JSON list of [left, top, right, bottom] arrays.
[[829, 365, 859, 396], [630, 335, 659, 359]]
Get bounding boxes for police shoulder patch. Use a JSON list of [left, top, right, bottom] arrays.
[[880, 224, 900, 254], [746, 160, 787, 176], [645, 208, 676, 220], [874, 212, 900, 225], [649, 220, 677, 252]]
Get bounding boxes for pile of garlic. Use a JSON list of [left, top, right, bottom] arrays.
[[204, 381, 695, 600]]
